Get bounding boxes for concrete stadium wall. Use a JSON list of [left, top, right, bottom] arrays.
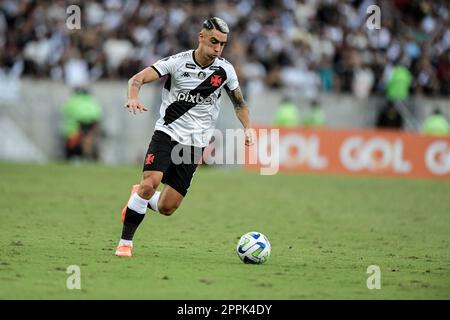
[[0, 78, 449, 164]]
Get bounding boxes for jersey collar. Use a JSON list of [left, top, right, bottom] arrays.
[[192, 50, 215, 70]]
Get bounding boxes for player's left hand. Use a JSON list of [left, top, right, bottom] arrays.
[[244, 128, 255, 146]]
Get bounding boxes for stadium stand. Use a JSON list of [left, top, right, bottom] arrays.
[[1, 0, 449, 98]]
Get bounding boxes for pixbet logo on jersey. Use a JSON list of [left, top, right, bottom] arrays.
[[176, 91, 216, 105]]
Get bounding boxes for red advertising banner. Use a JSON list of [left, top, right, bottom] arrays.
[[244, 127, 450, 179]]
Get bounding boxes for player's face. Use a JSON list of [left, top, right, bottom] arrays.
[[199, 29, 228, 61]]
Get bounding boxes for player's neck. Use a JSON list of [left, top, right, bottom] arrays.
[[194, 49, 214, 67]]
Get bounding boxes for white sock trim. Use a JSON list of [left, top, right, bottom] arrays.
[[127, 192, 149, 214], [119, 239, 133, 247], [148, 191, 160, 213]]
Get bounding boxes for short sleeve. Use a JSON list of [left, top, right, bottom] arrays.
[[152, 55, 178, 77], [226, 65, 239, 91]]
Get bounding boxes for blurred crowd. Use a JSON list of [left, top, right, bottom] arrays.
[[1, 0, 449, 98]]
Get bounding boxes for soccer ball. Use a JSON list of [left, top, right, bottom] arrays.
[[236, 231, 271, 264]]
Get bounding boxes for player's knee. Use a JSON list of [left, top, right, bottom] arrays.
[[159, 203, 179, 216], [140, 178, 157, 198]]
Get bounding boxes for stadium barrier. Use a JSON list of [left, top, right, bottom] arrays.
[[243, 127, 450, 179], [1, 79, 449, 165]]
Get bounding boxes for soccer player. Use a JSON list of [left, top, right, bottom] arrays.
[[115, 17, 253, 257]]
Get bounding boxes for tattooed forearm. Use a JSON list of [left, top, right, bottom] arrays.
[[227, 86, 251, 129], [227, 87, 247, 112], [128, 78, 143, 99], [130, 79, 142, 88]]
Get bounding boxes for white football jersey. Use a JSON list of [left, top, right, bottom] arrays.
[[151, 50, 239, 147]]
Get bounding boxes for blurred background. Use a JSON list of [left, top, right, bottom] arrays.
[[0, 0, 449, 165]]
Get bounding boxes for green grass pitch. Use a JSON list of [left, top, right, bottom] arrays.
[[0, 162, 449, 299]]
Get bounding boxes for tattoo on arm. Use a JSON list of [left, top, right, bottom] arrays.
[[131, 79, 142, 89], [226, 87, 247, 112]]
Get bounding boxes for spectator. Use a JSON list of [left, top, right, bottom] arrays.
[[385, 57, 413, 102], [412, 53, 440, 96], [273, 96, 300, 128], [62, 87, 103, 161], [422, 108, 450, 136], [303, 99, 326, 128], [436, 51, 450, 96], [317, 55, 334, 92], [62, 46, 90, 88], [1, 0, 449, 98], [376, 101, 404, 130], [352, 62, 375, 99]]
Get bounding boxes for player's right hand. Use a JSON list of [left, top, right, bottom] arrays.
[[124, 99, 148, 114], [244, 128, 255, 146]]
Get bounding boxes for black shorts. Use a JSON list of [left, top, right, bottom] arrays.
[[143, 130, 204, 196]]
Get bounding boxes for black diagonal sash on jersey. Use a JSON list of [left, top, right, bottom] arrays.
[[163, 67, 228, 125]]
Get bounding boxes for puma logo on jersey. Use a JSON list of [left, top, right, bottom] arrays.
[[176, 91, 216, 105]]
